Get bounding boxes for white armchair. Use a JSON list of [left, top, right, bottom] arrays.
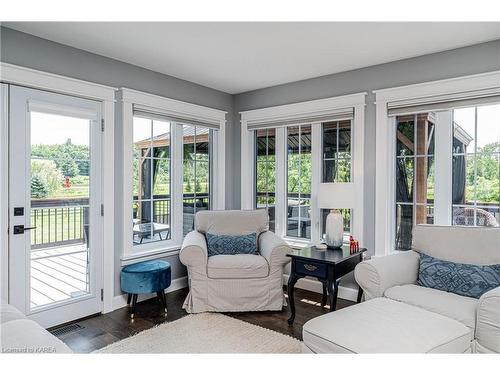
[[355, 225, 500, 353], [180, 209, 291, 313]]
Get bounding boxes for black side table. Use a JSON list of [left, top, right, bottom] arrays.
[[286, 245, 366, 324]]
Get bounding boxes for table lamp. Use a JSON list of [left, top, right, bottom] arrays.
[[317, 183, 350, 248]]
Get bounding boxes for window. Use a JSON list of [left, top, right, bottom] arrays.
[[121, 88, 226, 259], [394, 113, 435, 250], [393, 105, 499, 251], [241, 93, 366, 246], [132, 115, 171, 246], [183, 125, 213, 235], [287, 125, 312, 239], [452, 104, 500, 227], [320, 120, 354, 241], [375, 71, 500, 256], [322, 120, 352, 182], [255, 129, 276, 232]]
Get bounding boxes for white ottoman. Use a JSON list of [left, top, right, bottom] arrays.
[[302, 298, 471, 353]]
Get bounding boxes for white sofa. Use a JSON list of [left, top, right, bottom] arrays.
[[180, 209, 292, 313], [302, 225, 500, 353], [1, 303, 72, 353]]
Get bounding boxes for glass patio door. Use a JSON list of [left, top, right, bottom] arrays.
[[8, 85, 103, 328]]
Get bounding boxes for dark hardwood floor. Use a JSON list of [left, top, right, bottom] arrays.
[[49, 287, 354, 353]]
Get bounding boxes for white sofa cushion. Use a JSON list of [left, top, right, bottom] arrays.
[[195, 209, 269, 236], [302, 298, 471, 353], [207, 254, 269, 279], [475, 286, 500, 353], [1, 319, 72, 353], [384, 284, 478, 330], [413, 225, 500, 265]]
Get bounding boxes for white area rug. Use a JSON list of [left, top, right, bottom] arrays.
[[97, 313, 302, 353]]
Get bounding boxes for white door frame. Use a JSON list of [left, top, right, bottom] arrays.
[[1, 83, 9, 303], [0, 63, 116, 314], [9, 86, 103, 327]]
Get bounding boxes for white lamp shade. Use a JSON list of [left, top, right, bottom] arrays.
[[317, 183, 355, 209]]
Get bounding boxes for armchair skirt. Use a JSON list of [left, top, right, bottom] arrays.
[[180, 210, 291, 313]]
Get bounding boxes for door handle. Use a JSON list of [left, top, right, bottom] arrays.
[[13, 225, 37, 234]]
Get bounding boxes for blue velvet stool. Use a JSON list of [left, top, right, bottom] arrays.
[[120, 260, 171, 319]]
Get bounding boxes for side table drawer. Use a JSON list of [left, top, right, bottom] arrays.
[[295, 260, 327, 278]]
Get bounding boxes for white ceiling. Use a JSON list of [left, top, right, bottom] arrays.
[[4, 22, 500, 94]]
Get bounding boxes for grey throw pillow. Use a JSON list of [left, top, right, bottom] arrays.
[[418, 253, 500, 299], [206, 232, 258, 257]]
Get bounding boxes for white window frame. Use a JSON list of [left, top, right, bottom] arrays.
[[374, 70, 500, 257], [119, 88, 226, 261], [0, 62, 116, 313], [241, 93, 366, 247]]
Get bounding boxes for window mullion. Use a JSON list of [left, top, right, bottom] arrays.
[[473, 107, 478, 225], [149, 119, 154, 240], [311, 122, 321, 242], [171, 123, 184, 244], [275, 127, 287, 238]]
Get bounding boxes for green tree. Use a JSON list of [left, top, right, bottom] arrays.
[[31, 174, 49, 198], [31, 159, 63, 197], [59, 155, 79, 177], [466, 142, 500, 204]]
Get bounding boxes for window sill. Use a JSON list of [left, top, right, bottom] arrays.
[[121, 245, 181, 265], [284, 237, 313, 249]]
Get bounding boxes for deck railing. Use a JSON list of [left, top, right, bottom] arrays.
[[31, 198, 89, 250]]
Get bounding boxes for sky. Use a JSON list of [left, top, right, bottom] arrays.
[[453, 103, 500, 149], [30, 112, 91, 146]]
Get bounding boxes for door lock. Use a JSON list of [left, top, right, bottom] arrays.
[[13, 225, 37, 234]]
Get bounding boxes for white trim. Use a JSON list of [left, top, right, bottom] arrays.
[[119, 88, 226, 126], [101, 99, 115, 313], [240, 118, 254, 209], [27, 100, 99, 120], [0, 84, 8, 303], [0, 62, 116, 101], [0, 64, 116, 315], [373, 71, 500, 99], [240, 92, 366, 124], [283, 274, 358, 302], [119, 88, 226, 260], [374, 70, 500, 256], [352, 103, 365, 247], [112, 276, 188, 311], [434, 111, 453, 226], [241, 92, 366, 246], [213, 123, 226, 210], [121, 248, 180, 264]]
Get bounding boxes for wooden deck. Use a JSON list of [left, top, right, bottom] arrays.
[[30, 244, 89, 309]]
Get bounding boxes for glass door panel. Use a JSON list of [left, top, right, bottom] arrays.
[[29, 112, 92, 310]]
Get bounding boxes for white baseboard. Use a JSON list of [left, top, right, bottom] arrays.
[[112, 276, 188, 311], [283, 274, 358, 302]]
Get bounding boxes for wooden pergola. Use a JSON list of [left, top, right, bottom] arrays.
[[134, 128, 210, 221]]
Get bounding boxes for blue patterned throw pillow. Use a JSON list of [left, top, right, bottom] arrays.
[[418, 253, 500, 299], [206, 233, 258, 257]]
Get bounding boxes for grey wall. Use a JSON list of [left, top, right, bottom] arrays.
[[0, 27, 235, 295], [2, 25, 499, 296], [233, 39, 500, 256]]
